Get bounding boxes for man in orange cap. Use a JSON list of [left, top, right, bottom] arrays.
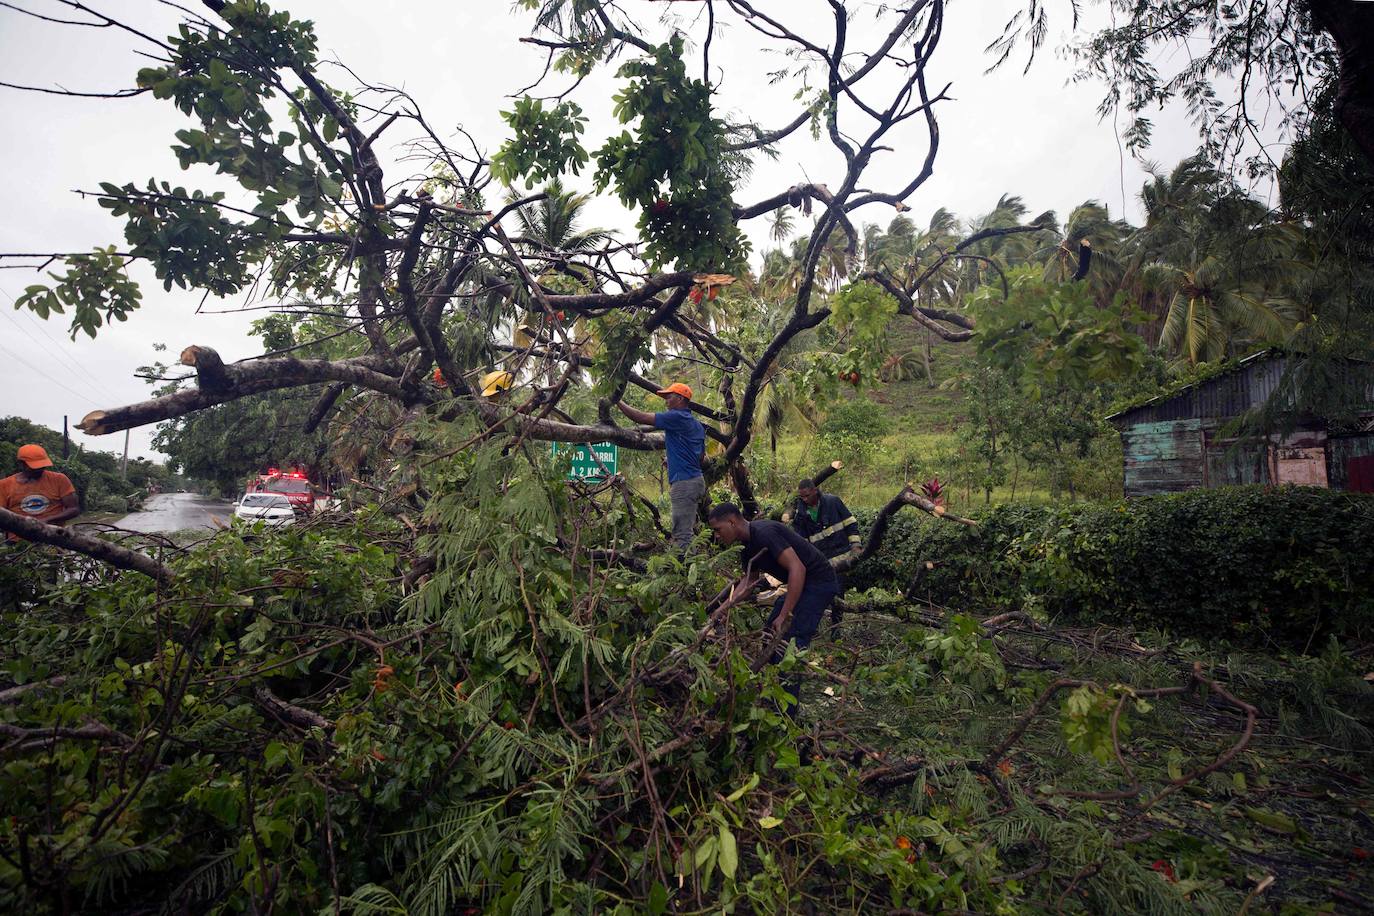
[[617, 382, 706, 549], [1, 444, 80, 538]]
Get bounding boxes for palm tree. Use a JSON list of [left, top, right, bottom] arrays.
[[1124, 157, 1301, 362], [1151, 232, 1301, 364], [864, 215, 916, 275], [1038, 202, 1130, 286], [768, 208, 795, 245], [757, 235, 810, 304], [508, 179, 613, 255], [746, 295, 824, 453]]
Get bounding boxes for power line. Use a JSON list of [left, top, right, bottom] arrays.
[[0, 285, 107, 394], [0, 337, 102, 409], [0, 308, 108, 404], [0, 292, 106, 393], [19, 308, 108, 393]]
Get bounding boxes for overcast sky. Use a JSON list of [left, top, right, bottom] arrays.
[[0, 1, 1211, 461]]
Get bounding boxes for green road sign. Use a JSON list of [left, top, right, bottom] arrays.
[[552, 441, 619, 479]]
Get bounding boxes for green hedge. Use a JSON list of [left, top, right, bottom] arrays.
[[847, 487, 1374, 649]]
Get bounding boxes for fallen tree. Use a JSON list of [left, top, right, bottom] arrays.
[[0, 3, 1231, 913], [5, 456, 1360, 914], [6, 0, 1005, 523]]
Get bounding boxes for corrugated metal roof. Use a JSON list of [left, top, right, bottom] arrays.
[[1109, 350, 1374, 428], [1107, 350, 1278, 426]]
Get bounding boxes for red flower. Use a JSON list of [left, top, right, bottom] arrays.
[[1354, 847, 1369, 861], [1151, 860, 1177, 883]]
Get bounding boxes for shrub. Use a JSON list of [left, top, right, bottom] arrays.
[[819, 398, 890, 440], [847, 486, 1374, 649]]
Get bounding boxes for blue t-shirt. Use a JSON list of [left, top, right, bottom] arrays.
[[654, 408, 706, 483]]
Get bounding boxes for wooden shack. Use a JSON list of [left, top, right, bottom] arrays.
[[1106, 351, 1374, 497]]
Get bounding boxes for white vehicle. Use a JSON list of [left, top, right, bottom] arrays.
[[234, 492, 297, 526]]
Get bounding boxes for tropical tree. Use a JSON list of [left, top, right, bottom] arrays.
[[0, 6, 991, 910], [508, 179, 613, 255], [1126, 158, 1300, 363], [958, 194, 1056, 289], [1273, 84, 1374, 420], [1037, 200, 1131, 301]]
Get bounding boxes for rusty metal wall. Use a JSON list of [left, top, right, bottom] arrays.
[[1112, 358, 1286, 427], [1203, 437, 1270, 487], [1328, 433, 1374, 491]]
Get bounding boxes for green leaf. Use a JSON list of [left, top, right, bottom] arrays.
[[1166, 747, 1184, 781], [264, 741, 287, 770], [757, 815, 783, 829], [724, 772, 758, 803], [647, 882, 668, 915], [717, 825, 737, 880], [1245, 807, 1296, 834]]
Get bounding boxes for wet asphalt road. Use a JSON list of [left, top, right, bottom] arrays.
[[113, 492, 234, 533]]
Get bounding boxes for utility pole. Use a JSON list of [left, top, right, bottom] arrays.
[[62, 415, 69, 459], [121, 429, 130, 480]]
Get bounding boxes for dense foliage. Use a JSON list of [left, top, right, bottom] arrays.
[[848, 486, 1374, 649], [4, 468, 1372, 912], [0, 450, 1051, 914], [3, 2, 1373, 914]]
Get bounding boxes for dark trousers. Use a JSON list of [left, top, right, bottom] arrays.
[[829, 573, 847, 624], [764, 579, 840, 717]]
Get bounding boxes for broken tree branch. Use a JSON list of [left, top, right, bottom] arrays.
[[77, 350, 408, 436], [0, 509, 174, 582], [179, 344, 232, 391], [254, 686, 333, 731], [832, 484, 976, 574]]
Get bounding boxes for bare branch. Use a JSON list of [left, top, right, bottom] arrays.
[[77, 350, 408, 436]]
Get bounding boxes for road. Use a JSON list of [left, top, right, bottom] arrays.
[[113, 492, 234, 533]]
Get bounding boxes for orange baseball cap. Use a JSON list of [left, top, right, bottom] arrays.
[[655, 382, 693, 400], [17, 444, 53, 469]]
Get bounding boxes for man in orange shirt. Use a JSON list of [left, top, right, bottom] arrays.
[[1, 445, 80, 538]]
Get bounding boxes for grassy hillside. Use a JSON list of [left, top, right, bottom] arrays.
[[751, 320, 1122, 513]]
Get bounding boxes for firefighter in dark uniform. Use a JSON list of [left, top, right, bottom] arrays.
[[788, 478, 861, 625]]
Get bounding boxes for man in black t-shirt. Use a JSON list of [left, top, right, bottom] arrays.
[[707, 503, 840, 717]]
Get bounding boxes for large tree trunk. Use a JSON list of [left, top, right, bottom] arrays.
[[1308, 0, 1374, 166]]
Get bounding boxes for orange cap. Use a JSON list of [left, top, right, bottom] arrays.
[[17, 444, 53, 469], [655, 382, 693, 401]]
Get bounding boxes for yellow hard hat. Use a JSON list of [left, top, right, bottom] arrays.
[[480, 370, 514, 397]]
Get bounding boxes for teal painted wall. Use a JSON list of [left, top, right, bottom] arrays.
[[1120, 419, 1203, 497]]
